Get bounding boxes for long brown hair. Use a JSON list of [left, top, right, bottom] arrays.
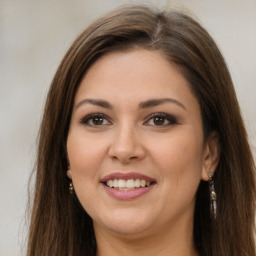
[[27, 5, 256, 255]]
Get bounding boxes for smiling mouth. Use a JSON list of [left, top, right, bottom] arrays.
[[101, 172, 156, 200], [103, 179, 155, 190]]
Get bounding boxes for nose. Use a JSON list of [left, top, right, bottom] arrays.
[[108, 123, 146, 164]]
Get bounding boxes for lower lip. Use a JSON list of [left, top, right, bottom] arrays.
[[102, 184, 155, 200]]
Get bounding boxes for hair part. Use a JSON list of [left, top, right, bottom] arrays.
[[27, 5, 256, 256]]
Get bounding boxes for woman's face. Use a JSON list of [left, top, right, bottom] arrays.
[[67, 49, 211, 238]]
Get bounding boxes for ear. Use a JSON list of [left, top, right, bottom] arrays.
[[67, 166, 72, 180], [201, 132, 220, 181]]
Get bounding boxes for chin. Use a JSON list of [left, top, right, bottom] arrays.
[[92, 208, 157, 237]]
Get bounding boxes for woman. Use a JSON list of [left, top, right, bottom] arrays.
[[27, 5, 256, 256]]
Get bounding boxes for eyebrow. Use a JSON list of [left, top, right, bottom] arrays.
[[139, 98, 186, 110], [75, 99, 113, 110], [75, 97, 186, 110]]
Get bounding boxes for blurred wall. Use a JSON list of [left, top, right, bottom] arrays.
[[0, 0, 255, 255]]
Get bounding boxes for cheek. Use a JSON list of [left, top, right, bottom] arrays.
[[67, 133, 107, 184], [154, 131, 202, 163], [68, 132, 101, 165], [150, 131, 203, 192], [149, 134, 203, 219], [67, 134, 106, 213]]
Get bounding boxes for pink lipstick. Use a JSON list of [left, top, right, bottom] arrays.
[[101, 172, 156, 200]]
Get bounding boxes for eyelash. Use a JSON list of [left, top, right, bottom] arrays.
[[80, 113, 111, 126], [79, 112, 178, 127], [144, 112, 178, 126]]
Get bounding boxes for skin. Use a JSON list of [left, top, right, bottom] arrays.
[[67, 49, 219, 256]]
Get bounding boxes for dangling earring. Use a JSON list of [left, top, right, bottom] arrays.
[[69, 181, 74, 194], [208, 170, 217, 219]]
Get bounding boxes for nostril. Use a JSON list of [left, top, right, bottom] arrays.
[[130, 156, 139, 160]]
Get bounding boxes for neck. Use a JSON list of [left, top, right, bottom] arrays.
[[94, 217, 198, 256]]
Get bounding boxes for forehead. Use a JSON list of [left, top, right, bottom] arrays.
[[74, 49, 198, 110]]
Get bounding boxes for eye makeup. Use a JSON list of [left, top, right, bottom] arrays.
[[80, 113, 111, 126], [144, 112, 179, 127]]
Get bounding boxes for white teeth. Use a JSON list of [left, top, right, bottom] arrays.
[[106, 180, 113, 187], [140, 180, 146, 187], [126, 179, 135, 188], [113, 179, 118, 188], [105, 179, 152, 190], [118, 179, 126, 188], [134, 179, 140, 187]]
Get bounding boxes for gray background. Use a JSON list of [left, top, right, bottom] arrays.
[[1, 0, 255, 255]]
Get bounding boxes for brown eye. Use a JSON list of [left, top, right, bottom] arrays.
[[145, 113, 178, 127], [80, 114, 111, 126], [92, 117, 104, 125], [153, 116, 165, 126]]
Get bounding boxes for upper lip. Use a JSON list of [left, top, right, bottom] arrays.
[[100, 172, 156, 183]]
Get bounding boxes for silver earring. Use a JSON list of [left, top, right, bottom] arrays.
[[69, 182, 74, 194], [208, 170, 217, 219]]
